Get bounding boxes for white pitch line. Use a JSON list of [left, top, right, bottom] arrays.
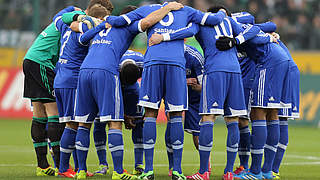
[[0, 161, 319, 167]]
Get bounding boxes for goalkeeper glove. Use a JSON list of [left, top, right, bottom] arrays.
[[215, 36, 237, 51], [77, 15, 102, 29]]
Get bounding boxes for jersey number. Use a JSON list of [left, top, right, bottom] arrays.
[[214, 18, 233, 39], [160, 12, 174, 27], [99, 28, 112, 37], [59, 30, 71, 57]]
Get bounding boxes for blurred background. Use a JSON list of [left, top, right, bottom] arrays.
[[0, 0, 319, 127]]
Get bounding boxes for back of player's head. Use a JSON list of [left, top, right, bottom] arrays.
[[120, 5, 138, 15], [207, 5, 231, 17], [88, 4, 108, 19], [88, 0, 114, 14], [120, 60, 141, 85]]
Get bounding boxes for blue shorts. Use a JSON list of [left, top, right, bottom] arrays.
[[139, 65, 188, 112], [123, 83, 143, 118], [75, 69, 124, 123], [279, 65, 300, 118], [55, 88, 76, 123], [251, 61, 291, 109], [200, 72, 247, 117], [184, 103, 201, 136]]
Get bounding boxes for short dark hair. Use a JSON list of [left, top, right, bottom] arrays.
[[207, 5, 231, 17], [120, 61, 141, 85], [88, 0, 114, 13], [120, 5, 138, 15]]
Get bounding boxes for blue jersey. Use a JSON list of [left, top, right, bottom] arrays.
[[80, 21, 143, 74], [120, 50, 144, 69], [231, 12, 255, 25], [278, 40, 298, 68], [53, 11, 91, 88], [194, 17, 260, 73], [184, 44, 204, 104], [242, 30, 290, 67], [106, 4, 226, 68]]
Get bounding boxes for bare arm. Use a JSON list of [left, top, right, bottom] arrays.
[[140, 2, 183, 31]]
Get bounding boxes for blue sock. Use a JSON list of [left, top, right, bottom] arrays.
[[165, 121, 173, 170], [132, 122, 144, 167], [224, 121, 240, 173], [143, 117, 157, 173], [199, 121, 214, 174], [59, 127, 77, 173], [75, 126, 90, 171], [93, 122, 108, 166], [272, 118, 288, 173], [170, 116, 184, 174], [239, 126, 251, 169], [250, 120, 267, 174], [108, 129, 124, 174], [72, 149, 78, 170], [262, 120, 280, 173]]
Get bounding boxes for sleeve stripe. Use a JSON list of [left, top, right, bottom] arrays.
[[185, 46, 205, 66], [138, 20, 143, 33], [79, 22, 83, 34], [200, 13, 209, 25], [78, 33, 88, 46], [121, 14, 131, 25], [236, 35, 245, 44], [54, 16, 62, 31]]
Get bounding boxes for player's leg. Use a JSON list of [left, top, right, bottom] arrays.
[[235, 67, 269, 179], [187, 73, 221, 180], [42, 65, 65, 170], [165, 65, 188, 179], [236, 118, 250, 174], [132, 120, 144, 175], [138, 65, 164, 179], [74, 69, 98, 178], [223, 73, 246, 180], [141, 108, 158, 179], [261, 108, 280, 178], [23, 59, 56, 176], [45, 101, 65, 170], [93, 120, 109, 175], [273, 65, 299, 178], [272, 117, 288, 179], [165, 113, 174, 176], [95, 70, 136, 180], [235, 87, 252, 174], [261, 61, 290, 179], [31, 101, 57, 176], [55, 88, 78, 177]]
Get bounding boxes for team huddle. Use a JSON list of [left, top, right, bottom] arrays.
[[22, 0, 299, 180]]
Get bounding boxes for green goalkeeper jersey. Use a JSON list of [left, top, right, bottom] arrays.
[[24, 23, 60, 70], [24, 8, 84, 70]]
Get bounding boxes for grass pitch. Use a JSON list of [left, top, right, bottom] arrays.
[[0, 119, 319, 180]]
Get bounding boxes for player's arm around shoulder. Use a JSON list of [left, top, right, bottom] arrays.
[[139, 2, 184, 32]]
